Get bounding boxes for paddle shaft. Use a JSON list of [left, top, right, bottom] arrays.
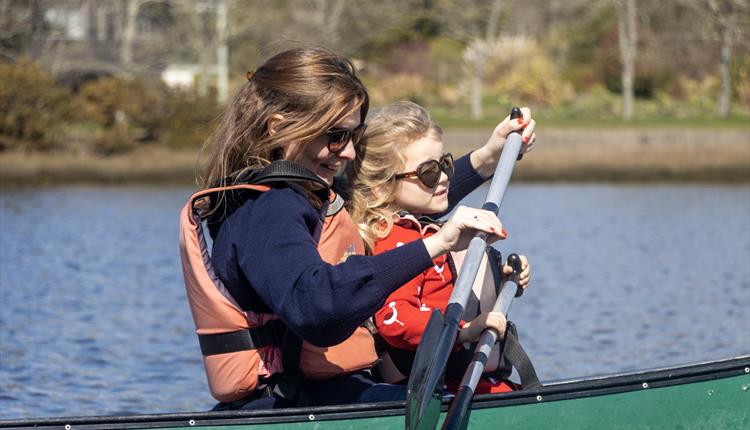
[[459, 281, 518, 389], [410, 130, 524, 430], [441, 281, 518, 430]]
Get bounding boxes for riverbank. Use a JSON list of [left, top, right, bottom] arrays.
[[1, 128, 748, 187]]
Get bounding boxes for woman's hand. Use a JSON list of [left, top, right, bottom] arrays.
[[501, 254, 531, 290], [457, 311, 507, 343], [470, 107, 537, 178], [423, 206, 506, 258]]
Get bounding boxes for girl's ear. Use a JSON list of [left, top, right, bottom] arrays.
[[267, 113, 285, 136]]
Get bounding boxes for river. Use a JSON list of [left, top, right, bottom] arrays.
[[1, 183, 748, 419]]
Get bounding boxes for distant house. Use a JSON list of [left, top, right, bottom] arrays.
[[161, 64, 220, 90], [28, 0, 189, 87]]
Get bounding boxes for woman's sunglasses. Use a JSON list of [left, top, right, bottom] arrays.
[[325, 123, 367, 154], [395, 153, 454, 189]]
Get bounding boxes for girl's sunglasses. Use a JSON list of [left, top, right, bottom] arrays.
[[395, 153, 454, 189], [325, 123, 367, 154]]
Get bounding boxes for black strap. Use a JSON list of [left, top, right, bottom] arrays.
[[198, 319, 286, 356], [229, 160, 329, 190], [502, 322, 542, 389], [272, 329, 311, 406]]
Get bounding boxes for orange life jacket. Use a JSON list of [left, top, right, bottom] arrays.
[[179, 164, 378, 403]]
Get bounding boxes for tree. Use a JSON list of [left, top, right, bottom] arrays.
[[615, 0, 637, 121], [706, 0, 748, 117], [437, 0, 504, 119]]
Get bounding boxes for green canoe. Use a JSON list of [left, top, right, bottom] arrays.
[[1, 356, 748, 430]]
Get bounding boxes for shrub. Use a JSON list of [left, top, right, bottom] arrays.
[[158, 88, 220, 149], [368, 73, 427, 105], [76, 76, 161, 140], [468, 35, 573, 107], [0, 58, 72, 151], [731, 55, 750, 110]]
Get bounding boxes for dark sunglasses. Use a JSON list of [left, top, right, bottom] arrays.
[[395, 153, 454, 189], [325, 123, 367, 154]]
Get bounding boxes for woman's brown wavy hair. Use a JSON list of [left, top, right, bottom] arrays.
[[202, 47, 369, 189]]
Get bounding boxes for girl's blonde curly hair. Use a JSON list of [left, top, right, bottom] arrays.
[[347, 101, 443, 252]]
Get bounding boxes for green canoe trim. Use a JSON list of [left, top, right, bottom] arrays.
[[1, 355, 748, 430]]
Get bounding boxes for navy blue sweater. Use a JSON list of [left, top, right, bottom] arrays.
[[210, 153, 485, 347]]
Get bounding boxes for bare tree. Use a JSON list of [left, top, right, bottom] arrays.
[[615, 0, 637, 121], [706, 0, 748, 117], [121, 0, 140, 71], [469, 0, 502, 120], [313, 0, 347, 46], [438, 0, 504, 119]]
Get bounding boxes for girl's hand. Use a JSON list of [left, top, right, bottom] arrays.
[[501, 254, 531, 290], [457, 311, 507, 343], [423, 206, 506, 258], [470, 107, 537, 178]]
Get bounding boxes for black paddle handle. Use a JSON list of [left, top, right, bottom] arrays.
[[510, 107, 524, 161], [507, 253, 524, 297]]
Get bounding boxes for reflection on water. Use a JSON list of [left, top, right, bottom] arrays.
[[1, 184, 749, 419]]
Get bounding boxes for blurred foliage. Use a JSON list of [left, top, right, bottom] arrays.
[[0, 58, 72, 151], [480, 36, 574, 107], [0, 59, 219, 155], [731, 55, 750, 109], [2, 0, 749, 156], [159, 89, 220, 149], [75, 77, 162, 154]]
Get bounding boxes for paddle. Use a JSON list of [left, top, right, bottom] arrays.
[[405, 107, 525, 430], [441, 254, 523, 430]]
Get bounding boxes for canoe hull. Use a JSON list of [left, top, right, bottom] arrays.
[[1, 356, 748, 430]]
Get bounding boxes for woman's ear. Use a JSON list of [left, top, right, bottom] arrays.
[[267, 113, 284, 136]]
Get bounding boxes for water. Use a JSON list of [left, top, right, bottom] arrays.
[[1, 184, 749, 419]]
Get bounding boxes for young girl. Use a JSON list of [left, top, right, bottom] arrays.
[[348, 101, 533, 393]]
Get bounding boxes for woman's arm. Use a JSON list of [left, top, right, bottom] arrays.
[[235, 188, 434, 347]]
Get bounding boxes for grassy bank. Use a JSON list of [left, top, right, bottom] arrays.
[[1, 127, 749, 188]]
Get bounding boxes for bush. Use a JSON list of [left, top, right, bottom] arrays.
[[0, 58, 72, 151], [158, 88, 220, 149], [557, 84, 620, 118], [474, 35, 573, 107], [76, 76, 161, 140], [731, 55, 750, 110], [368, 73, 428, 105]]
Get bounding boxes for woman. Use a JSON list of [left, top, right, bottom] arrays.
[[180, 47, 521, 410]]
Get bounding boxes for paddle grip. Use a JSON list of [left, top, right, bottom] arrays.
[[507, 253, 524, 297], [510, 107, 524, 161]]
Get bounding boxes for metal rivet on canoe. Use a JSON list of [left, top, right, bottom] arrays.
[[188, 419, 196, 426], [642, 382, 648, 389], [536, 395, 542, 401], [64, 425, 71, 430], [308, 414, 316, 421], [745, 367, 749, 373], [707, 389, 714, 396], [742, 384, 749, 392]]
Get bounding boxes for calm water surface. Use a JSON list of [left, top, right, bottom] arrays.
[[1, 184, 749, 419]]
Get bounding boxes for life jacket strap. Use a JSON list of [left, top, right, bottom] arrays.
[[502, 321, 542, 389], [326, 193, 345, 216], [198, 319, 286, 356]]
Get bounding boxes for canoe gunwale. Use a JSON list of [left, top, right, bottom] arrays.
[[1, 355, 748, 430]]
